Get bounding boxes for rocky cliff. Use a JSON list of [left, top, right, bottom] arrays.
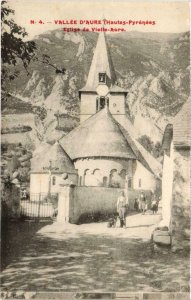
[[3, 30, 190, 145]]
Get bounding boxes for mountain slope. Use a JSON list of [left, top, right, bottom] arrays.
[[3, 30, 190, 144]]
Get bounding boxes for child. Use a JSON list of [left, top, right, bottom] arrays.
[[151, 198, 158, 214]]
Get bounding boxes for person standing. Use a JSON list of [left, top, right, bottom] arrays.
[[140, 192, 146, 215], [117, 191, 127, 228], [134, 198, 139, 212], [151, 196, 158, 214], [22, 189, 27, 200]]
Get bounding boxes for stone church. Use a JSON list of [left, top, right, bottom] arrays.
[[30, 32, 162, 198]]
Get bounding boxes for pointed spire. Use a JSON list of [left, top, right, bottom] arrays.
[[85, 32, 116, 89]]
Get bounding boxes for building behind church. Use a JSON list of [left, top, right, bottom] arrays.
[[156, 100, 190, 251]]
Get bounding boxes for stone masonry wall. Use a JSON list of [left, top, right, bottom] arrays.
[[69, 186, 152, 223], [170, 149, 190, 251]]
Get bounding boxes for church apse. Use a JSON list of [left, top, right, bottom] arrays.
[[75, 157, 134, 188]]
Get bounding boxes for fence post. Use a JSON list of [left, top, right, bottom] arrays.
[[38, 197, 41, 219], [57, 184, 73, 223]]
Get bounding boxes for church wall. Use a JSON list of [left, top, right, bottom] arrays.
[[80, 93, 126, 123], [30, 172, 78, 199], [50, 174, 64, 194], [109, 93, 126, 116], [74, 157, 130, 187], [30, 173, 49, 198], [133, 161, 156, 191]]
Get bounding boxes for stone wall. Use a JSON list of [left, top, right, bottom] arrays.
[[69, 186, 151, 223], [1, 182, 20, 220], [170, 149, 190, 251], [160, 140, 174, 227]]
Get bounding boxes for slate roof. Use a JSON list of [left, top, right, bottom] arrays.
[[59, 107, 162, 178], [80, 32, 117, 91], [118, 124, 162, 177], [31, 141, 77, 173], [32, 142, 51, 157], [59, 107, 136, 160]]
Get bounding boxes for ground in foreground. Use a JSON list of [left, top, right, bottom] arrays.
[[1, 213, 189, 293]]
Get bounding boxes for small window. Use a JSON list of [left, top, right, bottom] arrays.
[[52, 176, 56, 186], [138, 179, 141, 188], [99, 73, 106, 83]]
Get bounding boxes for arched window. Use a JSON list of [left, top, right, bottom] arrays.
[[52, 176, 56, 186], [119, 169, 126, 188], [84, 169, 90, 186], [103, 176, 107, 187], [92, 169, 102, 186], [109, 169, 120, 188]]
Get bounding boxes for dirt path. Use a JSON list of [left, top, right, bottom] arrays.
[[1, 213, 189, 293]]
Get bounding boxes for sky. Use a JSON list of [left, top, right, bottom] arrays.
[[7, 0, 190, 39]]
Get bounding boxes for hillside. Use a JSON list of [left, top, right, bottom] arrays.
[[2, 30, 190, 145], [2, 93, 33, 115]]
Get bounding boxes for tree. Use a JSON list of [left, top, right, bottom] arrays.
[[1, 1, 66, 96], [153, 141, 162, 158], [138, 135, 162, 158], [1, 1, 36, 93], [138, 135, 154, 154]]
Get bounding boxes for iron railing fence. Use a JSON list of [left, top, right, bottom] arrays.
[[20, 193, 58, 218]]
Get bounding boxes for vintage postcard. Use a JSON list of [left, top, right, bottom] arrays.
[[1, 0, 190, 299]]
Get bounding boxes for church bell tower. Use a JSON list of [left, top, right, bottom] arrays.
[[79, 32, 128, 124]]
